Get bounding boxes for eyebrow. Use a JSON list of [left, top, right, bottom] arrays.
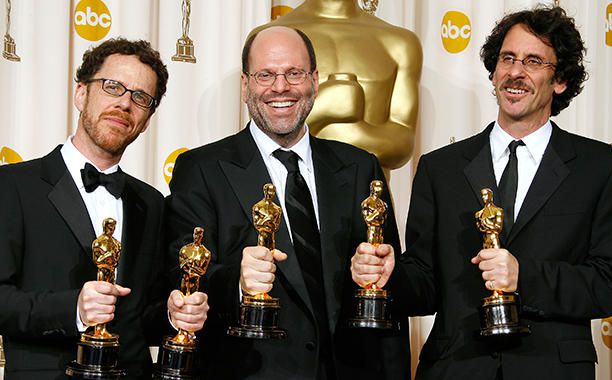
[[499, 50, 547, 60]]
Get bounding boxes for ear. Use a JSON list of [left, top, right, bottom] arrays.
[[311, 69, 319, 97], [74, 82, 88, 112], [241, 72, 249, 103], [553, 78, 567, 95], [139, 116, 152, 134]]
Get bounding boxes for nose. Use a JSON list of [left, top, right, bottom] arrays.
[[115, 91, 132, 110], [270, 74, 291, 93], [507, 59, 527, 78]]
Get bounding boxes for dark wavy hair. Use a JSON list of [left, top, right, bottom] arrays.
[[480, 6, 587, 116], [242, 27, 317, 73], [75, 38, 168, 111]]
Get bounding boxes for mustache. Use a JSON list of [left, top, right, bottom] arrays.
[[501, 79, 533, 92], [100, 110, 133, 126]]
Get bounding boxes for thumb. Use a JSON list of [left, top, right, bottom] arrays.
[[272, 249, 288, 262], [113, 284, 132, 296]]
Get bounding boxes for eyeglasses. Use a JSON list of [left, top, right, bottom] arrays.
[[497, 54, 556, 72], [87, 78, 157, 109], [245, 69, 312, 87]]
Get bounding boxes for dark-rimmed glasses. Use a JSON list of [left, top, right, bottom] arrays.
[[87, 78, 157, 109], [497, 54, 556, 72], [245, 69, 312, 87]]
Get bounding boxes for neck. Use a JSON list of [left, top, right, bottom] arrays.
[[72, 128, 122, 171], [300, 0, 361, 18], [497, 116, 549, 140]]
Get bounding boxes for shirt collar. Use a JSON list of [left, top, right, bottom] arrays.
[[60, 136, 120, 189], [490, 121, 552, 165], [249, 120, 313, 170]]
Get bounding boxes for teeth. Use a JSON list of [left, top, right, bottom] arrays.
[[506, 88, 527, 94], [269, 101, 295, 108]]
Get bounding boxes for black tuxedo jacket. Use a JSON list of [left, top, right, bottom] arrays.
[[0, 146, 167, 380], [393, 122, 612, 380], [166, 128, 410, 379]]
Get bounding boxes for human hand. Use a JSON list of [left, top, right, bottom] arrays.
[[167, 289, 209, 332], [471, 248, 519, 292], [77, 281, 131, 326], [240, 246, 287, 296], [350, 243, 395, 288]]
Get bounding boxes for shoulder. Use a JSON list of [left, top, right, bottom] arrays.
[[123, 173, 163, 203], [312, 136, 378, 166]]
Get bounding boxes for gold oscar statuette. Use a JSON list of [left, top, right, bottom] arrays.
[[3, 0, 21, 62], [346, 180, 396, 329], [257, 0, 423, 178], [172, 0, 196, 63], [476, 188, 530, 337], [66, 218, 126, 379], [154, 227, 211, 379], [227, 183, 287, 339]]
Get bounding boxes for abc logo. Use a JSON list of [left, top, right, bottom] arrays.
[[163, 148, 189, 185], [0, 146, 23, 165], [441, 10, 471, 54], [74, 0, 112, 42], [606, 3, 612, 47], [603, 317, 612, 349], [271, 5, 294, 20]]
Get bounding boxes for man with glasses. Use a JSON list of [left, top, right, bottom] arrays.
[[352, 5, 612, 380], [166, 26, 410, 379], [0, 38, 208, 379]]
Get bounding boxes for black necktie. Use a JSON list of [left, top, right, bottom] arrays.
[[273, 149, 333, 377], [498, 140, 525, 234], [80, 162, 125, 199]]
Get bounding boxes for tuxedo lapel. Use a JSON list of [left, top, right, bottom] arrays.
[[44, 147, 96, 255], [311, 137, 354, 334], [463, 124, 499, 208], [219, 129, 312, 311], [507, 124, 573, 244], [117, 177, 147, 285]]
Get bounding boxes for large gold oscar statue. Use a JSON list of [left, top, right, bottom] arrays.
[[254, 0, 422, 175]]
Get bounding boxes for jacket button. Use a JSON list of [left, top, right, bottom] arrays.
[[305, 341, 316, 351]]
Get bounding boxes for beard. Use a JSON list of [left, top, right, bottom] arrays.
[[245, 83, 316, 147], [80, 99, 137, 157]]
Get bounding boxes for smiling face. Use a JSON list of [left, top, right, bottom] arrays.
[[73, 54, 157, 168], [492, 24, 567, 135], [241, 27, 319, 148]]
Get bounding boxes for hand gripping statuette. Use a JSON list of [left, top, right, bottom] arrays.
[[155, 227, 211, 379], [227, 183, 287, 339], [346, 180, 397, 329], [476, 188, 530, 337], [66, 218, 126, 379]]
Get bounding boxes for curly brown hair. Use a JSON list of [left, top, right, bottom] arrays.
[[75, 38, 168, 111], [480, 6, 587, 116]]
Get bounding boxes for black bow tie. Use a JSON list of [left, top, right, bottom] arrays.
[[80, 162, 125, 199]]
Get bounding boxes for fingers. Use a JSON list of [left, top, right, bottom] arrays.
[[240, 246, 278, 296], [78, 281, 130, 326], [472, 249, 519, 292], [168, 291, 209, 333], [351, 243, 395, 288]]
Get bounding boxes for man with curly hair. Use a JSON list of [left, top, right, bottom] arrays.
[[351, 6, 612, 380], [0, 38, 208, 379]]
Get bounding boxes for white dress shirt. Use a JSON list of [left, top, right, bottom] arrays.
[[60, 136, 124, 331], [249, 121, 321, 237], [489, 121, 552, 221]]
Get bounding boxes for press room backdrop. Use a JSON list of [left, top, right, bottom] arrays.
[[0, 0, 610, 379]]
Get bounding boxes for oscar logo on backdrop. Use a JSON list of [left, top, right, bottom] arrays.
[[3, 0, 20, 61], [74, 0, 112, 42], [172, 0, 196, 63], [259, 0, 422, 176], [603, 316, 612, 349]]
